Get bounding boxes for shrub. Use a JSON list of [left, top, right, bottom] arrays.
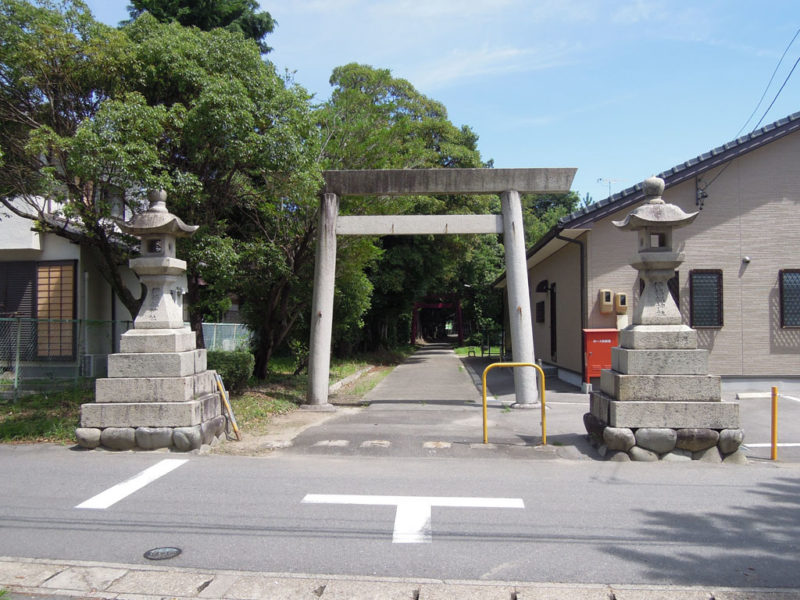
[[207, 350, 255, 394]]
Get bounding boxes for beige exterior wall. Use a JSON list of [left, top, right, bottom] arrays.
[[528, 239, 583, 373], [582, 130, 800, 376]]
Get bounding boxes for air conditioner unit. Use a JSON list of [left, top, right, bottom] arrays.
[[80, 354, 108, 378]]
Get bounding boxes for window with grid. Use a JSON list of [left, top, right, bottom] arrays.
[[780, 270, 800, 328], [36, 261, 76, 358], [690, 270, 723, 328]]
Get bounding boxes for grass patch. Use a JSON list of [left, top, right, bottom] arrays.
[[0, 348, 415, 444], [229, 391, 297, 435], [0, 385, 92, 443]]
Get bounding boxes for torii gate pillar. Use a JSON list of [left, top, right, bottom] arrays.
[[306, 192, 339, 410], [304, 168, 576, 410], [501, 190, 538, 408]]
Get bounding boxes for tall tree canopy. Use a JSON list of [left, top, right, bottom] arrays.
[[316, 64, 504, 350], [0, 0, 320, 377], [126, 0, 275, 53]]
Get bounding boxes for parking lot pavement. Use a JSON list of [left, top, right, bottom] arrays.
[[462, 355, 800, 464]]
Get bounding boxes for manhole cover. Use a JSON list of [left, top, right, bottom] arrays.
[[144, 547, 182, 560]]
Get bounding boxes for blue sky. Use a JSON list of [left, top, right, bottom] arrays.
[[86, 0, 799, 201]]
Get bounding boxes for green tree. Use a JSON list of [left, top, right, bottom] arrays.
[[125, 0, 275, 53], [317, 64, 502, 349], [0, 0, 152, 316], [0, 1, 321, 377], [521, 191, 580, 245]]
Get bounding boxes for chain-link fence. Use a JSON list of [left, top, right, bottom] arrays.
[[1, 318, 251, 399], [202, 322, 252, 351], [0, 317, 132, 399]]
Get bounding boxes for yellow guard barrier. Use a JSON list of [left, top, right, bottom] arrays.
[[481, 362, 546, 445]]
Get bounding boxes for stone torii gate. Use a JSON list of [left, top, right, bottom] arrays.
[[306, 168, 576, 410]]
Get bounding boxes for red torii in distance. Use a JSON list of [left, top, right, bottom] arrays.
[[410, 295, 464, 344]]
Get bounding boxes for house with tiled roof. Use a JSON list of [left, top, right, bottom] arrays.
[[496, 111, 800, 394]]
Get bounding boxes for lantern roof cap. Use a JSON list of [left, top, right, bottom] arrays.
[[612, 177, 698, 231], [119, 190, 198, 237]]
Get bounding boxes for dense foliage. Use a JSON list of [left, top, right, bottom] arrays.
[[0, 0, 579, 378], [125, 0, 275, 53]]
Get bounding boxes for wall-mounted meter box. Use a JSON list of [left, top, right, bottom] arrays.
[[615, 292, 628, 314], [599, 289, 613, 313]]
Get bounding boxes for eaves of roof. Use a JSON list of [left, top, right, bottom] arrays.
[[492, 110, 800, 289], [558, 111, 800, 230]]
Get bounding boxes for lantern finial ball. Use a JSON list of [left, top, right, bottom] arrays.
[[643, 177, 665, 202], [148, 189, 168, 212]]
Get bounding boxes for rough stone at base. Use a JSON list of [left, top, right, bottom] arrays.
[[694, 446, 723, 462], [100, 427, 136, 450], [173, 426, 202, 451], [608, 398, 739, 429], [75, 427, 101, 449], [608, 450, 631, 462], [582, 412, 605, 439], [723, 448, 748, 464], [635, 428, 677, 454], [603, 426, 635, 451], [628, 446, 659, 461], [80, 393, 220, 428], [719, 428, 745, 454], [661, 449, 693, 461], [676, 428, 720, 452], [135, 427, 173, 450]]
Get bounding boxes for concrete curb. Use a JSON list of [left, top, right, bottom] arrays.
[[328, 366, 372, 394], [3, 556, 800, 600]]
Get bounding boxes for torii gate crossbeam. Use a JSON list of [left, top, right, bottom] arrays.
[[304, 168, 577, 411]]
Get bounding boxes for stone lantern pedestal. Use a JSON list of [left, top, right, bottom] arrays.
[[76, 191, 225, 451], [586, 177, 743, 462]]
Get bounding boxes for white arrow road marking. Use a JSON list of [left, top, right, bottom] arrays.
[[76, 459, 188, 509], [302, 494, 525, 544]]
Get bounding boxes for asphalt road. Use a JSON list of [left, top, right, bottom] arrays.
[[2, 444, 800, 589]]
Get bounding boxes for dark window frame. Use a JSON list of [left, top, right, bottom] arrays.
[[779, 269, 800, 329], [689, 269, 723, 328]]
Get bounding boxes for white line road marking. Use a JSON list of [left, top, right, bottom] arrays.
[[394, 502, 432, 543], [302, 494, 525, 544], [746, 443, 800, 448], [76, 459, 188, 509]]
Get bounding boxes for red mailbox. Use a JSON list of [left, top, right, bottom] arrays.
[[583, 328, 619, 383]]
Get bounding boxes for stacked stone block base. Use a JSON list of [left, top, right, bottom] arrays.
[[78, 328, 226, 452], [584, 323, 743, 463], [586, 390, 744, 462]]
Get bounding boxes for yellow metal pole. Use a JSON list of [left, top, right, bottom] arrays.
[[771, 386, 778, 461], [482, 367, 489, 444], [481, 362, 546, 446], [540, 370, 546, 446]]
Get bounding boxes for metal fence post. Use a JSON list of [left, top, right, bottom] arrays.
[[13, 317, 22, 403]]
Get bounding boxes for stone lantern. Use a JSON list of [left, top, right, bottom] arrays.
[[613, 176, 697, 327], [586, 177, 743, 462], [119, 189, 197, 330], [77, 190, 225, 452]]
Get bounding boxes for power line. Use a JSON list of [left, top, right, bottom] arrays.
[[736, 27, 800, 138], [704, 28, 800, 195], [751, 53, 800, 131]]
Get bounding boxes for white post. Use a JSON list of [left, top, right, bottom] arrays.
[[501, 190, 539, 406], [305, 193, 339, 410]]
